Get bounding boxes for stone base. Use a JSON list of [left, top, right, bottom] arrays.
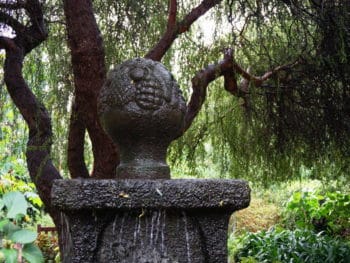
[[51, 179, 250, 263]]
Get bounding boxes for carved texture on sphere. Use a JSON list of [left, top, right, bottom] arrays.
[[98, 58, 187, 179], [98, 58, 186, 116]]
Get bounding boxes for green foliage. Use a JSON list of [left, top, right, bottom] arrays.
[[233, 228, 350, 263], [0, 171, 43, 223], [22, 243, 45, 263], [231, 198, 280, 235], [283, 191, 350, 238], [0, 191, 44, 263], [1, 0, 350, 185], [36, 232, 59, 262], [229, 181, 350, 262], [1, 192, 28, 219]]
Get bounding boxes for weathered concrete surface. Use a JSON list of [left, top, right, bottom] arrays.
[[52, 179, 250, 263], [52, 179, 250, 210]]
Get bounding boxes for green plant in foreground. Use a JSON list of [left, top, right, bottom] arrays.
[[0, 191, 44, 263], [36, 232, 59, 262], [283, 190, 350, 237], [233, 228, 350, 263]]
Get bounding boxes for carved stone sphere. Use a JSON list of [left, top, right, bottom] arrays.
[[98, 58, 187, 179]]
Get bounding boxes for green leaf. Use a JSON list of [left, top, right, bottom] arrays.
[[2, 192, 28, 218], [0, 200, 4, 211], [22, 243, 44, 263], [9, 229, 37, 244], [0, 219, 10, 231], [0, 248, 17, 263], [1, 222, 20, 236]]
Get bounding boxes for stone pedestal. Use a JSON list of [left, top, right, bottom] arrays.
[[51, 179, 250, 263]]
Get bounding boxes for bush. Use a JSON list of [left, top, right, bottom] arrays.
[[234, 228, 350, 263], [0, 173, 43, 224], [231, 198, 280, 235], [0, 191, 44, 263], [283, 191, 350, 238], [36, 232, 59, 262]]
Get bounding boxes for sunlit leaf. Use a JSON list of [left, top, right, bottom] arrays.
[[9, 229, 37, 244], [2, 191, 28, 218]]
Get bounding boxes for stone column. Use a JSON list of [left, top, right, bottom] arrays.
[[52, 179, 250, 263]]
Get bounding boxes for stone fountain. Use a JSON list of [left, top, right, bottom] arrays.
[[51, 58, 250, 263]]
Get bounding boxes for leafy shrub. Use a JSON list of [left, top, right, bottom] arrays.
[[234, 228, 350, 263], [0, 191, 44, 263], [283, 191, 350, 238], [36, 232, 59, 262], [0, 174, 43, 224]]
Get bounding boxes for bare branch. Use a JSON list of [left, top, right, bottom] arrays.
[[0, 0, 47, 53], [4, 46, 62, 208], [0, 36, 16, 50], [167, 0, 177, 29], [184, 48, 233, 131], [145, 0, 222, 61], [178, 0, 222, 33], [232, 59, 299, 86], [63, 0, 118, 178], [0, 0, 61, 210], [183, 48, 299, 131], [68, 103, 89, 179]]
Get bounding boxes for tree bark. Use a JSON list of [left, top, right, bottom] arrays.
[[145, 0, 223, 61], [63, 0, 118, 179], [0, 0, 65, 251]]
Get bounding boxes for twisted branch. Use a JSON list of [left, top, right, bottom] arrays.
[[1, 0, 61, 208], [63, 0, 118, 179], [184, 49, 298, 132], [145, 0, 222, 61]]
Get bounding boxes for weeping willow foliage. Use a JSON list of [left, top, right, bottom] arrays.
[[1, 0, 349, 184]]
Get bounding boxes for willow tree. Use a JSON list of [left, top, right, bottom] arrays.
[[0, 0, 349, 247]]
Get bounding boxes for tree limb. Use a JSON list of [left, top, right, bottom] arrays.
[[145, 0, 222, 61], [167, 0, 177, 29], [0, 1, 68, 249], [1, 0, 61, 208], [0, 36, 16, 50], [67, 102, 89, 179], [232, 60, 298, 87], [63, 0, 118, 178], [184, 49, 298, 131], [0, 1, 48, 54], [184, 49, 234, 131]]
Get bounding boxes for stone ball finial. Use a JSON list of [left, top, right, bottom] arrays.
[[98, 58, 187, 179]]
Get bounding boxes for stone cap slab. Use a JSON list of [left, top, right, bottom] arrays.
[[51, 179, 250, 211]]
